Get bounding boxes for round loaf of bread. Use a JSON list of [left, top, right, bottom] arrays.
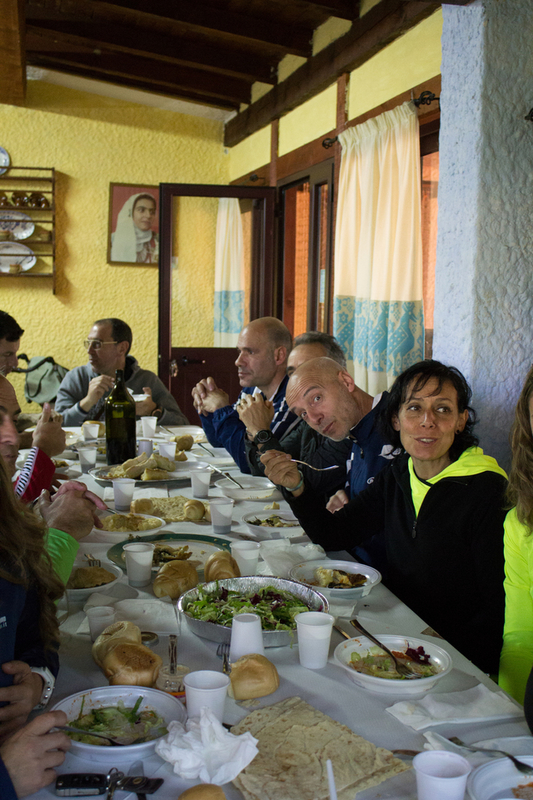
[[184, 499, 205, 520], [101, 642, 163, 687], [153, 559, 199, 599], [228, 653, 279, 700], [172, 434, 194, 451], [130, 498, 154, 514], [92, 620, 142, 667], [178, 785, 226, 800], [204, 551, 240, 582]]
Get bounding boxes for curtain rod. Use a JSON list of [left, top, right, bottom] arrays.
[[322, 90, 439, 149]]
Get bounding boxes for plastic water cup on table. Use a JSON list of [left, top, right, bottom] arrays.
[[229, 612, 264, 662], [209, 497, 234, 535], [78, 447, 97, 474], [141, 416, 158, 438], [295, 611, 335, 669], [123, 542, 155, 587], [113, 477, 135, 512], [82, 423, 100, 441], [413, 751, 471, 800], [158, 441, 176, 460], [137, 438, 153, 457], [230, 541, 260, 576], [191, 469, 211, 499], [183, 670, 230, 722], [86, 606, 115, 641]]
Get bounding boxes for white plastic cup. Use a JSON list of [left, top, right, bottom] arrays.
[[82, 423, 100, 441], [159, 441, 176, 460], [77, 447, 97, 474], [230, 541, 260, 576], [229, 612, 264, 662], [137, 438, 153, 457], [183, 670, 230, 722], [141, 416, 158, 438], [123, 542, 155, 586], [209, 498, 234, 534], [295, 611, 335, 669], [191, 469, 211, 499], [113, 478, 135, 512], [86, 606, 116, 641], [413, 751, 471, 800]]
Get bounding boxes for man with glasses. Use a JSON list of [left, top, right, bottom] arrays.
[[55, 318, 188, 426]]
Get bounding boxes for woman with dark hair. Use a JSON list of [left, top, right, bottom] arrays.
[[262, 359, 507, 673], [499, 365, 533, 704]]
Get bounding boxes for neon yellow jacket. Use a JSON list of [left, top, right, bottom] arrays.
[[499, 507, 533, 703]]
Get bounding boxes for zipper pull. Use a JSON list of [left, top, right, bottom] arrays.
[[411, 519, 417, 539]]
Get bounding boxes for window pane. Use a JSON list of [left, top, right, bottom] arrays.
[[282, 182, 310, 336]]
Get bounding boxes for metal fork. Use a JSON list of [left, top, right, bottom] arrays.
[[448, 737, 533, 775], [84, 553, 101, 567], [349, 618, 422, 679], [216, 642, 230, 674], [290, 459, 339, 472]]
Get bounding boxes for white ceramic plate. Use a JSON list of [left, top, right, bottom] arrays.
[[289, 559, 382, 600], [467, 755, 533, 800], [0, 147, 9, 176], [333, 634, 452, 695], [242, 511, 304, 540], [89, 459, 209, 486], [0, 241, 36, 272], [215, 476, 282, 501], [0, 209, 35, 240], [107, 531, 231, 573], [91, 512, 166, 543], [65, 562, 123, 601]]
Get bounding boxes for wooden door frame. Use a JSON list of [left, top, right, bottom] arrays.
[[158, 183, 276, 388]]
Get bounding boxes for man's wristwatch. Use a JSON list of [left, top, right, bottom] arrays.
[[254, 429, 275, 447], [30, 666, 56, 709]]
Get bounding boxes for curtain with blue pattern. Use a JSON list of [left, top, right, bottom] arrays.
[[214, 198, 245, 346], [333, 102, 424, 394]]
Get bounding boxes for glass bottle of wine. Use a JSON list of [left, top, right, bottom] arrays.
[[105, 369, 136, 464]]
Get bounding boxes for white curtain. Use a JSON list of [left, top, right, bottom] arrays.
[[333, 101, 424, 394], [213, 198, 245, 346]]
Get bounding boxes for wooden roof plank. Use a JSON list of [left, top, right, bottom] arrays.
[[1, 0, 26, 106]]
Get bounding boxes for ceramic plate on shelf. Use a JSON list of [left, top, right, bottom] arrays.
[[0, 242, 36, 272], [0, 147, 9, 176], [0, 210, 35, 240]]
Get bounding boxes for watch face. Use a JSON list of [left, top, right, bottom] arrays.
[[255, 429, 272, 444]]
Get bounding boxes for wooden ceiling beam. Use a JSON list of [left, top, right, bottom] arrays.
[[77, 0, 314, 56], [26, 19, 276, 84], [225, 0, 439, 146], [293, 0, 359, 18], [1, 0, 26, 106], [27, 50, 252, 104]]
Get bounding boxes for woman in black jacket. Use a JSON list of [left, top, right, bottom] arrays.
[[262, 359, 507, 674]]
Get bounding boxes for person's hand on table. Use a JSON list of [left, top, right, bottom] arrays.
[[260, 450, 304, 497], [0, 710, 70, 797], [32, 403, 66, 458], [326, 489, 349, 513], [79, 374, 114, 412], [192, 378, 229, 415], [0, 662, 44, 742], [37, 485, 105, 537], [237, 394, 274, 438], [135, 386, 158, 417]]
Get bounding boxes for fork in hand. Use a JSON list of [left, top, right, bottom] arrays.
[[290, 459, 339, 472]]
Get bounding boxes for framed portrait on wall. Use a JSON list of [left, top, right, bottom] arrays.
[[107, 183, 159, 265]]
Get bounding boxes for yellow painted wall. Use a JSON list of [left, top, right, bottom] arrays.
[[279, 84, 337, 156], [228, 126, 271, 182], [0, 81, 228, 411]]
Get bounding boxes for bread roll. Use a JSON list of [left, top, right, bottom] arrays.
[[204, 551, 240, 582], [142, 468, 169, 481], [101, 642, 162, 687], [153, 559, 198, 599], [178, 786, 226, 800], [184, 499, 205, 521], [172, 434, 194, 451], [130, 498, 154, 514], [153, 453, 175, 471], [92, 621, 142, 667], [122, 452, 148, 471], [175, 450, 188, 462], [228, 653, 279, 700]]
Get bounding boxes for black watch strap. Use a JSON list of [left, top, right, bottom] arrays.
[[254, 429, 274, 446]]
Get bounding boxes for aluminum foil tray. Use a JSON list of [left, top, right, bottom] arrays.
[[177, 576, 329, 647]]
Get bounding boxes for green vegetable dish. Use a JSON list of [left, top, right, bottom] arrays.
[[349, 645, 440, 680], [185, 584, 310, 630], [68, 697, 167, 746]]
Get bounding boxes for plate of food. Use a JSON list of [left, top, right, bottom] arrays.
[[65, 562, 123, 601], [0, 209, 35, 240], [0, 241, 36, 272], [215, 476, 282, 501], [129, 495, 210, 524], [90, 456, 209, 485], [467, 755, 533, 800], [91, 512, 166, 543], [106, 532, 232, 573], [242, 511, 305, 540], [289, 559, 382, 601]]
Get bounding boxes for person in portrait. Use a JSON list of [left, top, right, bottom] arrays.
[[111, 192, 159, 264]]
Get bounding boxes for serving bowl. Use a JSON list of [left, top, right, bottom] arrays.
[[214, 477, 282, 502], [334, 634, 452, 695], [242, 511, 304, 540], [65, 561, 123, 602], [51, 685, 186, 763], [178, 576, 328, 647], [289, 559, 381, 602]]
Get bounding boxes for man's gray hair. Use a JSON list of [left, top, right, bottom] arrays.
[[293, 332, 346, 368]]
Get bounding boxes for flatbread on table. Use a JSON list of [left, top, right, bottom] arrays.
[[230, 697, 408, 800], [131, 495, 209, 523]]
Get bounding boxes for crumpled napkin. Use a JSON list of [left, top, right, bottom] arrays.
[[386, 684, 523, 730], [258, 540, 326, 579], [155, 706, 258, 785], [422, 732, 492, 767]]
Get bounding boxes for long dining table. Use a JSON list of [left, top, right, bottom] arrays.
[[27, 426, 531, 800]]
